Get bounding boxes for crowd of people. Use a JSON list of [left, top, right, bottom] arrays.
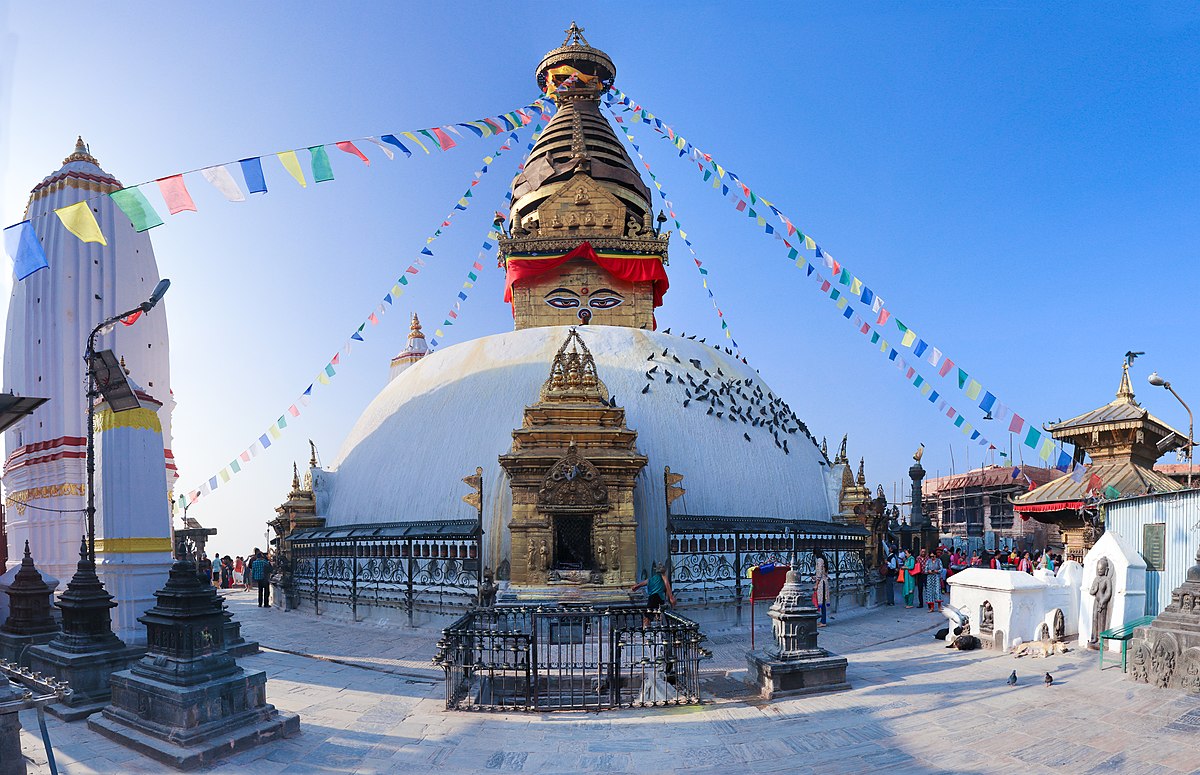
[[194, 548, 276, 607], [879, 545, 1067, 611]]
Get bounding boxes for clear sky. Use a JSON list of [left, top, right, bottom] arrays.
[[2, 3, 1198, 557]]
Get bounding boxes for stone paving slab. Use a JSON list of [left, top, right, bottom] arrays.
[[14, 589, 1200, 773]]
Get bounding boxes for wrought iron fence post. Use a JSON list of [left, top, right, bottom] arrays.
[[351, 539, 359, 622], [733, 532, 743, 626], [834, 547, 841, 614], [406, 538, 415, 627], [313, 546, 320, 616]]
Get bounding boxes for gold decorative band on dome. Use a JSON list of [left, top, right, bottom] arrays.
[[5, 482, 86, 515], [26, 176, 122, 208], [94, 407, 162, 434], [95, 537, 173, 554]]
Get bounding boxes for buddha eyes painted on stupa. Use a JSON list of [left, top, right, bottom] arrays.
[[544, 287, 624, 310]]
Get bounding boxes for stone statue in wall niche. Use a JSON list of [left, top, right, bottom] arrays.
[[540, 539, 549, 571], [596, 537, 607, 570], [526, 540, 536, 577], [609, 535, 620, 570], [1088, 556, 1113, 649]]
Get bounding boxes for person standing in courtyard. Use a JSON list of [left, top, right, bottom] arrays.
[[913, 548, 928, 607], [924, 550, 944, 612], [900, 549, 916, 608], [881, 552, 896, 606], [631, 562, 676, 626], [813, 550, 830, 626], [250, 549, 272, 607]]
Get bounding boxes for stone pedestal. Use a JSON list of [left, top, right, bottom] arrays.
[[747, 569, 849, 699], [1128, 544, 1200, 693], [222, 603, 259, 658], [0, 677, 24, 775], [0, 542, 60, 667], [26, 539, 143, 720], [88, 556, 297, 770]]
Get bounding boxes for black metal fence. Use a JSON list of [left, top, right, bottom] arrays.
[[667, 517, 869, 614], [288, 521, 482, 623], [433, 605, 706, 711]]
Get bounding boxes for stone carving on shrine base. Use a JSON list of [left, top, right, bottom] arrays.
[[1088, 557, 1113, 649], [1129, 543, 1200, 694]]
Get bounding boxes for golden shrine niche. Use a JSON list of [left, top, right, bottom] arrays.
[[499, 329, 646, 587]]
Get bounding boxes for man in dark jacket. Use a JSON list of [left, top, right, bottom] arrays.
[[250, 550, 272, 607]]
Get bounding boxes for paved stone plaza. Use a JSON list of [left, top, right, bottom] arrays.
[[15, 592, 1200, 774]]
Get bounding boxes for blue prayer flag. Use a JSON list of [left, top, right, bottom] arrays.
[[980, 391, 997, 414], [914, 340, 928, 358], [457, 291, 468, 300], [458, 123, 484, 138], [259, 433, 271, 449], [928, 390, 939, 403], [351, 332, 364, 342], [1056, 451, 1072, 472], [420, 247, 433, 256], [3, 221, 49, 280], [842, 307, 853, 319], [238, 158, 268, 194], [861, 287, 874, 307], [888, 349, 898, 361], [380, 135, 413, 158], [208, 476, 219, 490]]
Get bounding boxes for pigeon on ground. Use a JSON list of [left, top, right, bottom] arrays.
[[706, 407, 714, 416], [743, 433, 751, 442], [1007, 671, 1017, 686], [1044, 672, 1053, 687], [689, 359, 702, 369], [683, 399, 690, 408], [641, 384, 650, 394], [715, 412, 723, 419], [647, 353, 655, 361], [649, 365, 659, 374], [687, 334, 696, 340], [672, 355, 681, 364], [663, 327, 671, 335], [609, 396, 617, 407]]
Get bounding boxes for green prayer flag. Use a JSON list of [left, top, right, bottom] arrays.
[[277, 414, 288, 429], [325, 364, 336, 377], [839, 269, 851, 285], [957, 369, 968, 389], [309, 146, 334, 182], [870, 332, 880, 344], [954, 415, 965, 427], [418, 129, 440, 149], [1103, 485, 1121, 499], [230, 460, 241, 473], [1024, 426, 1041, 449], [109, 187, 164, 232], [467, 272, 478, 281]]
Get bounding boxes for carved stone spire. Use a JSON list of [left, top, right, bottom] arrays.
[[857, 457, 866, 486]]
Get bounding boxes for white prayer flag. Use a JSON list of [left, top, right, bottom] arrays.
[[200, 165, 246, 202], [365, 137, 395, 160], [928, 346, 942, 367]]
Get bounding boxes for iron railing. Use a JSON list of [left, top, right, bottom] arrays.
[[433, 605, 706, 711]]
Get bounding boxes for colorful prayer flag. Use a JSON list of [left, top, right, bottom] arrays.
[[156, 175, 198, 215], [277, 150, 307, 187], [239, 157, 268, 194], [110, 187, 164, 231], [309, 146, 335, 182], [54, 201, 107, 245], [200, 165, 247, 202], [380, 135, 413, 158], [2, 221, 49, 280], [335, 141, 370, 165]]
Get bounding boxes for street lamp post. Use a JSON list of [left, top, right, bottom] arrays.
[[85, 278, 171, 563], [1148, 371, 1194, 488]]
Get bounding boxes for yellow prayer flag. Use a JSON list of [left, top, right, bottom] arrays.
[[219, 469, 231, 483], [803, 235, 816, 250], [317, 372, 331, 385], [54, 201, 107, 246], [901, 330, 917, 348], [1038, 438, 1054, 461], [463, 281, 473, 289], [879, 339, 889, 353], [435, 329, 445, 338], [965, 379, 982, 400], [679, 230, 688, 239], [268, 424, 282, 440], [755, 216, 766, 227], [725, 330, 731, 339], [920, 382, 933, 396], [836, 296, 848, 310], [391, 284, 403, 297], [715, 164, 726, 178], [850, 277, 863, 295], [961, 422, 973, 436], [795, 258, 807, 270], [276, 151, 307, 187], [403, 132, 431, 154]]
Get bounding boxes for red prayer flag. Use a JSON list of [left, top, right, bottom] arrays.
[[331, 353, 341, 365], [1008, 413, 1024, 434], [156, 175, 197, 215], [406, 266, 419, 274], [432, 127, 456, 150], [335, 141, 370, 165], [368, 312, 380, 325], [735, 200, 747, 212], [877, 309, 891, 326], [239, 451, 251, 463], [288, 404, 300, 417], [939, 357, 955, 378]]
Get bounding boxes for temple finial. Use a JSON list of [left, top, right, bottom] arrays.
[[308, 439, 318, 468], [24, 539, 31, 560], [1116, 358, 1136, 402], [63, 135, 99, 166], [857, 457, 866, 486], [563, 21, 589, 46], [79, 534, 88, 561], [292, 462, 300, 490]]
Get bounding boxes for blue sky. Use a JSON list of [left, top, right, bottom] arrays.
[[2, 3, 1198, 555]]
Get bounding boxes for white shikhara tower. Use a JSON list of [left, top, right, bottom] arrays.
[[3, 139, 176, 591]]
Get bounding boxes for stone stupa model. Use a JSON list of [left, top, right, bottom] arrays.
[[88, 550, 298, 770]]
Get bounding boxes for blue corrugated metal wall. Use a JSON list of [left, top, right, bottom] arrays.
[[1106, 490, 1200, 615]]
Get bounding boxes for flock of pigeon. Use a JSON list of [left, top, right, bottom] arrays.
[[635, 328, 821, 455]]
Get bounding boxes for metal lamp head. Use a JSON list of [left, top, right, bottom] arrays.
[[140, 278, 171, 313], [1148, 371, 1168, 388]]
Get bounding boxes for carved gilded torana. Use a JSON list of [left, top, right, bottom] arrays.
[[499, 330, 646, 586]]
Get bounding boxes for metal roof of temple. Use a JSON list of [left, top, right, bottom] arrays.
[[1046, 360, 1184, 445], [1013, 457, 1183, 511], [288, 520, 481, 542], [508, 26, 652, 234], [667, 514, 868, 537]]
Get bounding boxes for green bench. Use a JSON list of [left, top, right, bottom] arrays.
[[1098, 615, 1155, 671]]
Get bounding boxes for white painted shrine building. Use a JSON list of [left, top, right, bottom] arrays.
[[2, 139, 176, 644]]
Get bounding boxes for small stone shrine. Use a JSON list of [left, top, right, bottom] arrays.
[[1128, 543, 1200, 693], [0, 542, 59, 667], [88, 551, 298, 770], [747, 566, 849, 698], [27, 537, 143, 720], [1079, 531, 1146, 650]]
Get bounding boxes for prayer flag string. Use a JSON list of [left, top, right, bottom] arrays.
[[5, 97, 554, 257], [605, 89, 1085, 478], [602, 103, 742, 358], [174, 127, 534, 512]]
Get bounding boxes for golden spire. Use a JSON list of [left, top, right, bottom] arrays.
[[409, 313, 425, 341], [857, 457, 866, 486], [63, 135, 99, 166], [1116, 358, 1137, 403], [308, 439, 318, 468], [540, 328, 609, 403], [292, 462, 300, 491]]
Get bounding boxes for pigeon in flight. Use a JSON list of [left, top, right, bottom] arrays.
[[1006, 671, 1017, 686], [663, 327, 671, 335]]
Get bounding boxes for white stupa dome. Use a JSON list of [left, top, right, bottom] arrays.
[[316, 325, 837, 573]]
